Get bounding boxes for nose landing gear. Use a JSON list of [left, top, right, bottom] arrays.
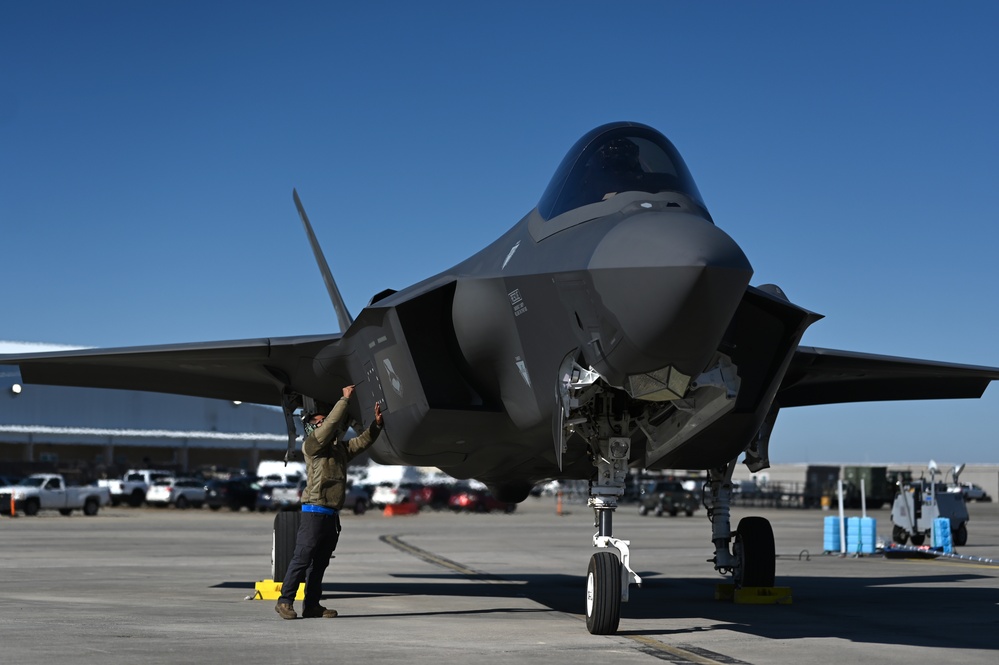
[[585, 436, 642, 634]]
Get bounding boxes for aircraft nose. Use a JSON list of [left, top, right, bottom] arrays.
[[584, 212, 753, 387]]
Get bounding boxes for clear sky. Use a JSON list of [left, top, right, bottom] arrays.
[[2, 1, 998, 465]]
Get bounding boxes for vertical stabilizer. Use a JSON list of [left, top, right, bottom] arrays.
[[293, 188, 354, 333]]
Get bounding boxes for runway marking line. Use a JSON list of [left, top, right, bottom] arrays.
[[381, 534, 749, 665]]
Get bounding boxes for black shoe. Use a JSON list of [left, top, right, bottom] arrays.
[[275, 602, 297, 620], [302, 604, 338, 618]]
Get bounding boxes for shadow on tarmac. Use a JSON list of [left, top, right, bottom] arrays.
[[215, 565, 999, 651]]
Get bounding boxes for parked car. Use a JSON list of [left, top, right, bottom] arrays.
[[957, 483, 992, 502], [448, 487, 516, 513], [256, 460, 305, 486], [638, 479, 699, 517], [411, 484, 453, 510], [0, 473, 111, 516], [98, 469, 173, 507], [292, 479, 371, 515], [344, 483, 371, 514], [371, 481, 425, 508], [256, 482, 300, 512], [205, 477, 258, 512], [146, 477, 206, 509]]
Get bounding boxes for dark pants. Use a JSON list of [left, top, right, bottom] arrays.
[[279, 511, 341, 606]]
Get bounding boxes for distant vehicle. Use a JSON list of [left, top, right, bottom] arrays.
[[0, 474, 111, 516], [145, 477, 207, 509], [205, 477, 258, 512], [891, 480, 970, 546], [951, 483, 991, 502], [256, 460, 305, 486], [344, 483, 371, 515], [371, 482, 425, 508], [98, 469, 173, 507], [292, 478, 371, 515], [256, 482, 300, 512], [448, 487, 516, 513], [411, 484, 453, 510], [638, 480, 698, 517]]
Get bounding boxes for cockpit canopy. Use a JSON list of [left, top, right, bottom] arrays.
[[538, 122, 710, 222]]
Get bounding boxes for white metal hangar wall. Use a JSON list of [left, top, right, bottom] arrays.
[[1, 364, 295, 480]]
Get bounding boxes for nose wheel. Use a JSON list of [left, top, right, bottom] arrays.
[[586, 551, 622, 634]]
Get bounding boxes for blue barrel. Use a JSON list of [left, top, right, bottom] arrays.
[[823, 516, 841, 552], [858, 517, 876, 554], [846, 516, 861, 553], [933, 517, 953, 553]]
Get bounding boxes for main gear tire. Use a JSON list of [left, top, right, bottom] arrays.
[[735, 516, 776, 588]]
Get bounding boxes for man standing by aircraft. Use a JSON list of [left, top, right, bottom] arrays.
[[275, 385, 383, 619]]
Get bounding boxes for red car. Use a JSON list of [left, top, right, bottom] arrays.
[[448, 487, 516, 513]]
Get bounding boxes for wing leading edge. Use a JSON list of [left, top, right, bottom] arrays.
[[777, 346, 999, 408], [0, 334, 339, 406]]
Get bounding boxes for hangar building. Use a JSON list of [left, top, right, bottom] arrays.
[[1, 362, 295, 482]]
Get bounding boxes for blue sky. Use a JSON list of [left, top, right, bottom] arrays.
[[2, 1, 998, 464]]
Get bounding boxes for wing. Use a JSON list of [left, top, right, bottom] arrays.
[[0, 334, 340, 406], [777, 346, 999, 407]]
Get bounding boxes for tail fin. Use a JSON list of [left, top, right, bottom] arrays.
[[293, 188, 354, 333]]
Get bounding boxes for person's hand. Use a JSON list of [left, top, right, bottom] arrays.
[[342, 385, 355, 400], [374, 401, 384, 426]]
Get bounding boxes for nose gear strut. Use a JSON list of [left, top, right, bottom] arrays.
[[562, 377, 642, 635]]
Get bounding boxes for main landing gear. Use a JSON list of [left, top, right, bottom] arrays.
[[705, 461, 776, 588]]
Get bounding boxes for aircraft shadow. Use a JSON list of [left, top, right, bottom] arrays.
[[217, 567, 999, 650]]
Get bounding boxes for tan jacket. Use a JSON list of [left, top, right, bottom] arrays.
[[301, 397, 381, 510]]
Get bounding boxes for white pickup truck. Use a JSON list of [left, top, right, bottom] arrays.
[[0, 473, 112, 516], [98, 469, 173, 507]]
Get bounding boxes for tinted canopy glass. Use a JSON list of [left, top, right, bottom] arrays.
[[538, 122, 709, 221]]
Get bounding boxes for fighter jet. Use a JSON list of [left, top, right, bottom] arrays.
[[4, 121, 998, 634]]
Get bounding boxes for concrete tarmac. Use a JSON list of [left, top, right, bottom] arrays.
[[2, 497, 998, 664]]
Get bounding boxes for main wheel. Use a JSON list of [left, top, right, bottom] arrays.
[[892, 525, 909, 545], [910, 533, 925, 546], [735, 516, 775, 587], [585, 552, 621, 635]]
